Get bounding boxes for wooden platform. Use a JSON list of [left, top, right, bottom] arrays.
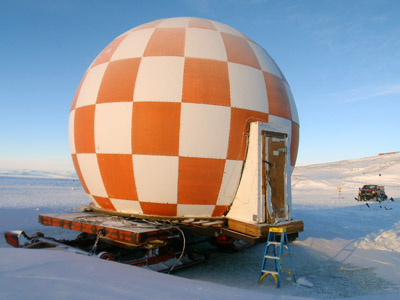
[[227, 218, 304, 238], [39, 212, 178, 247], [38, 212, 304, 246]]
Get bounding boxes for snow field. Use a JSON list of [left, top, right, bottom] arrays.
[[0, 153, 400, 299]]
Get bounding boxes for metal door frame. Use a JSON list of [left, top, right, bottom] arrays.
[[261, 130, 288, 223]]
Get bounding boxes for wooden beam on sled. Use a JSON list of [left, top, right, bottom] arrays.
[[227, 219, 304, 238], [39, 212, 179, 247]]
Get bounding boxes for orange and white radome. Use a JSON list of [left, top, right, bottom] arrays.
[[69, 17, 299, 220]]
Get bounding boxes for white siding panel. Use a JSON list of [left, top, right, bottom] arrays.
[[134, 57, 184, 102], [132, 155, 179, 204], [75, 64, 108, 108], [94, 102, 133, 154], [229, 63, 268, 113], [179, 103, 230, 159], [76, 154, 107, 197]]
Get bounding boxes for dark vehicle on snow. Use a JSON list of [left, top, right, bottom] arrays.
[[357, 184, 388, 201]]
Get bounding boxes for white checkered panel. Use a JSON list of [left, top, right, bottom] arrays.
[[94, 102, 133, 154], [70, 17, 299, 218], [76, 154, 107, 197], [111, 29, 154, 61], [75, 64, 108, 108], [228, 63, 269, 113], [179, 103, 231, 158], [134, 57, 185, 102], [185, 28, 227, 60], [133, 155, 179, 204]]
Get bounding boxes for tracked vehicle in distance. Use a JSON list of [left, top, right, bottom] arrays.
[[357, 184, 388, 201]]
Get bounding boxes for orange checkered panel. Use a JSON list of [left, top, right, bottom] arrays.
[[69, 17, 299, 218]]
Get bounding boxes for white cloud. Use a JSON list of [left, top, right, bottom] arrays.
[[329, 84, 400, 104]]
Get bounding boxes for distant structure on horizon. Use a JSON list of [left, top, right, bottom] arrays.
[[378, 152, 399, 156]]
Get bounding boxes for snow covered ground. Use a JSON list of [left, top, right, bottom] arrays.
[[1, 153, 399, 299]]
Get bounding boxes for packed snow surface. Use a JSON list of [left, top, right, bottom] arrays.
[[1, 153, 400, 299]]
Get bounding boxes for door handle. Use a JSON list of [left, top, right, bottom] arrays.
[[263, 160, 275, 167]]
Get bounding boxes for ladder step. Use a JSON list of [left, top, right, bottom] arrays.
[[265, 255, 280, 260], [261, 270, 279, 275], [268, 241, 281, 245]]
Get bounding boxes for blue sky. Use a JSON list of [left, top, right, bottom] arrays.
[[0, 0, 399, 170]]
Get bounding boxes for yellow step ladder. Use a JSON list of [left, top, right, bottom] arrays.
[[259, 227, 295, 288]]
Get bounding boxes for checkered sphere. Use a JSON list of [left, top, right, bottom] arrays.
[[69, 17, 299, 218]]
